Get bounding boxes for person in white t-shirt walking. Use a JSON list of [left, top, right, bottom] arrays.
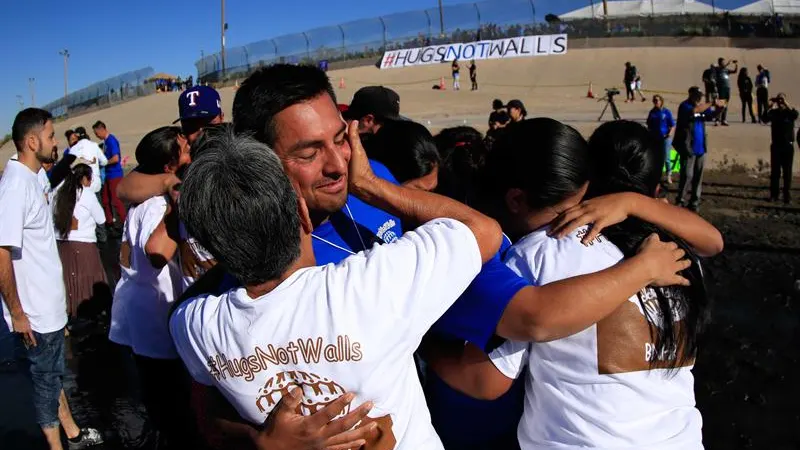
[[0, 108, 103, 450], [170, 125, 502, 450]]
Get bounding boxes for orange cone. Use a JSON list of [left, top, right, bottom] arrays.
[[439, 77, 446, 90], [339, 77, 345, 89], [587, 81, 595, 99]]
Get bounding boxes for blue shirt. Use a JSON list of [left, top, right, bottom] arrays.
[[104, 134, 124, 179], [677, 101, 714, 156], [431, 236, 527, 351], [647, 107, 674, 138], [426, 236, 528, 449], [311, 161, 402, 263]]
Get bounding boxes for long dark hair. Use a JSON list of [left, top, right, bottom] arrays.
[[587, 120, 709, 370], [53, 164, 93, 239], [363, 120, 440, 184], [434, 126, 486, 203], [135, 126, 184, 175], [479, 118, 590, 224]]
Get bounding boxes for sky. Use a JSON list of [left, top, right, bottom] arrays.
[[0, 0, 489, 135]]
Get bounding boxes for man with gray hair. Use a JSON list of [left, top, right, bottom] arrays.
[[170, 125, 502, 449]]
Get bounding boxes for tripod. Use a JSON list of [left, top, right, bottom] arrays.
[[598, 95, 622, 121]]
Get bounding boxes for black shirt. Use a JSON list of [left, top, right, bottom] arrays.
[[624, 66, 637, 83], [764, 107, 799, 144]]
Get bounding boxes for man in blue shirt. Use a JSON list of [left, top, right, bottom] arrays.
[[674, 86, 718, 211], [92, 121, 127, 229], [647, 94, 676, 183]]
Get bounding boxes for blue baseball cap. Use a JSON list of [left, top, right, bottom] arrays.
[[174, 85, 222, 124]]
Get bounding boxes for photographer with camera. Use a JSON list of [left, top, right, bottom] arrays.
[[674, 87, 721, 212], [762, 93, 799, 204], [714, 57, 738, 126]]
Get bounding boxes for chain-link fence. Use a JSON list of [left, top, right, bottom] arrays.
[[196, 0, 799, 83], [43, 67, 156, 118]]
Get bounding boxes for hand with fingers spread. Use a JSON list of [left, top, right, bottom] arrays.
[[549, 193, 636, 244], [346, 120, 378, 193], [636, 234, 692, 287], [254, 387, 377, 450]]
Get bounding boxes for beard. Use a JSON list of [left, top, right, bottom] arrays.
[[35, 144, 56, 164]]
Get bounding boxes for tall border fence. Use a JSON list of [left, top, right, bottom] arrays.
[[42, 67, 155, 118], [196, 0, 800, 83]]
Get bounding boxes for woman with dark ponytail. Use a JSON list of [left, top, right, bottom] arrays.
[[584, 120, 711, 370], [52, 163, 109, 318], [429, 118, 723, 449]]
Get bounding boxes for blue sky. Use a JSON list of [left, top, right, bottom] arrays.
[[0, 0, 495, 134]]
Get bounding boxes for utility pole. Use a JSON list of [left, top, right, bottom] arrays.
[[28, 77, 35, 107], [59, 49, 70, 107], [221, 0, 227, 78], [603, 0, 608, 16], [16, 95, 24, 111], [438, 0, 445, 37]]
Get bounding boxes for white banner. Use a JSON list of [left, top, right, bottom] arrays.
[[379, 34, 568, 70]]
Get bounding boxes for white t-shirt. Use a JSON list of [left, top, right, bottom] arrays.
[[68, 139, 107, 194], [53, 187, 106, 243], [109, 195, 183, 359], [8, 154, 50, 199], [490, 226, 703, 450], [170, 218, 482, 450], [0, 161, 67, 334]]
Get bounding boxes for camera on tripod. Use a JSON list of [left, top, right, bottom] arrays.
[[598, 88, 622, 121]]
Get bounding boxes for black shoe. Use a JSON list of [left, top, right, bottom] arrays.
[[68, 428, 104, 449]]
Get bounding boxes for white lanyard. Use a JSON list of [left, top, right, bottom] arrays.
[[311, 203, 367, 256]]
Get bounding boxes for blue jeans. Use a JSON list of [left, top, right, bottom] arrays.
[[21, 328, 66, 428], [664, 136, 675, 173]]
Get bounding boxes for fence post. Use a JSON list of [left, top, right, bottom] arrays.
[[528, 0, 536, 24], [378, 16, 387, 50], [338, 24, 346, 60], [302, 32, 311, 61], [424, 10, 432, 40], [474, 3, 481, 40], [271, 39, 279, 61]]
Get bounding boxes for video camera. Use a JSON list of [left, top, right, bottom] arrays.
[[606, 88, 621, 97]]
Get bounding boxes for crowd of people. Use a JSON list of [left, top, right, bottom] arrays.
[[18, 59, 800, 450]]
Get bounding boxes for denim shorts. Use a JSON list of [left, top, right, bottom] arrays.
[[21, 328, 66, 428]]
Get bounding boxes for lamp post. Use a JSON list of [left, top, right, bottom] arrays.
[[59, 49, 70, 112], [221, 0, 227, 78], [28, 77, 35, 107], [16, 95, 24, 110]]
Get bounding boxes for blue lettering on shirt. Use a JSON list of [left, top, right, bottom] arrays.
[[104, 134, 124, 179]]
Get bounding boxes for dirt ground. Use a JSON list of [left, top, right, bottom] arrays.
[[687, 169, 800, 450]]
